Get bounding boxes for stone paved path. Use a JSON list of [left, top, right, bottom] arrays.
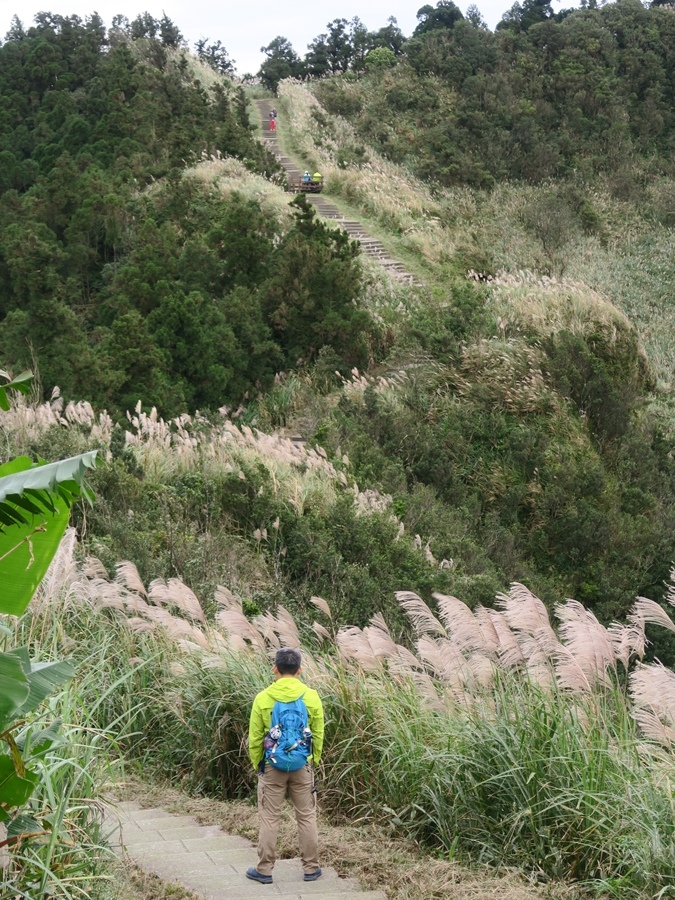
[[255, 99, 420, 286], [106, 801, 387, 900]]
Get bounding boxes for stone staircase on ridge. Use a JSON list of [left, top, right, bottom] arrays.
[[255, 99, 420, 286]]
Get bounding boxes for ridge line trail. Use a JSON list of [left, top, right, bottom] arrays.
[[106, 801, 387, 900], [255, 99, 421, 286]]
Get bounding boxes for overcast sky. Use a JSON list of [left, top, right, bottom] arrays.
[[0, 0, 575, 76]]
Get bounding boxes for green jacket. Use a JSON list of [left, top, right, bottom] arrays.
[[248, 676, 324, 770]]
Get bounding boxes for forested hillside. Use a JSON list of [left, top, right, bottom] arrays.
[[252, 1, 675, 636], [264, 0, 675, 187], [6, 5, 675, 898], [0, 15, 371, 414], [2, 6, 675, 638]]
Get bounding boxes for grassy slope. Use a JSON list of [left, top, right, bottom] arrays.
[[278, 79, 675, 411], [270, 102, 431, 286]]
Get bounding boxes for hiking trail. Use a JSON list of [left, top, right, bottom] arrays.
[[106, 801, 387, 900], [255, 100, 420, 286]]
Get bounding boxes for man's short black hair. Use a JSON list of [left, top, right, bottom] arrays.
[[275, 647, 301, 675]]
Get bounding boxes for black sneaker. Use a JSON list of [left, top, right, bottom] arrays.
[[304, 868, 322, 882]]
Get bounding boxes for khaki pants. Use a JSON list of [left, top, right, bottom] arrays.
[[256, 764, 319, 876]]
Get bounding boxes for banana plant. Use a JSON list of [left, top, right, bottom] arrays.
[[0, 371, 99, 839]]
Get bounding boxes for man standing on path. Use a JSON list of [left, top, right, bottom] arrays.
[[246, 647, 324, 885]]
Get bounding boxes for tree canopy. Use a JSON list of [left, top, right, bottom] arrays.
[[0, 15, 372, 416]]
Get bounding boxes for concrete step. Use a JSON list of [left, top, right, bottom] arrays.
[[109, 796, 385, 900]]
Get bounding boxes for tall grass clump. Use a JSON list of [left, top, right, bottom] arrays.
[[1, 605, 125, 899], [20, 531, 675, 896]]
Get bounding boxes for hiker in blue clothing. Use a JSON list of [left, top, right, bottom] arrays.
[[246, 647, 325, 886]]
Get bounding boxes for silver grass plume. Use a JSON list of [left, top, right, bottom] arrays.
[[497, 583, 556, 639], [216, 607, 266, 650], [363, 624, 399, 661], [433, 592, 489, 653], [607, 622, 645, 667], [115, 561, 148, 596], [148, 577, 204, 622], [126, 617, 155, 634], [310, 595, 332, 619], [369, 612, 390, 635], [275, 606, 301, 648], [36, 527, 79, 607], [485, 608, 526, 668], [214, 585, 240, 609], [550, 643, 593, 693], [555, 598, 617, 688], [416, 636, 471, 690], [396, 590, 446, 637], [336, 626, 381, 671], [629, 662, 675, 746], [312, 621, 332, 642], [82, 556, 109, 579], [628, 597, 675, 636], [253, 612, 282, 648]]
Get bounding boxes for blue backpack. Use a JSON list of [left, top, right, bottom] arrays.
[[263, 695, 312, 772]]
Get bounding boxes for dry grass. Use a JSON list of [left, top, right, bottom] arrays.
[[116, 777, 577, 900], [185, 156, 291, 222], [166, 48, 230, 96], [278, 81, 450, 262], [108, 859, 200, 900], [0, 392, 393, 524], [486, 272, 635, 346]]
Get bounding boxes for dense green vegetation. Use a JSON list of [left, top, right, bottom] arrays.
[[2, 5, 675, 636], [0, 15, 372, 415], [4, 5, 675, 895], [269, 0, 675, 187]]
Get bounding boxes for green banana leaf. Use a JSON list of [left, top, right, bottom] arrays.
[[0, 653, 29, 734], [0, 371, 32, 412], [2, 648, 74, 721], [0, 755, 38, 823], [0, 651, 73, 733], [0, 451, 98, 616]]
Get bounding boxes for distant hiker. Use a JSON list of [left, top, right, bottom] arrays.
[[302, 171, 311, 183], [246, 647, 324, 886], [269, 117, 276, 132], [271, 107, 277, 118], [312, 172, 322, 183]]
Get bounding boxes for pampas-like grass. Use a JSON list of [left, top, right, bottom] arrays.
[[628, 596, 675, 634], [497, 582, 556, 638], [34, 527, 79, 607], [312, 621, 332, 642], [434, 592, 492, 654], [115, 560, 148, 597], [629, 661, 675, 745], [555, 599, 617, 687], [148, 577, 204, 622], [123, 403, 392, 521], [310, 595, 332, 619], [33, 528, 675, 758], [216, 607, 266, 651], [395, 590, 445, 637]]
